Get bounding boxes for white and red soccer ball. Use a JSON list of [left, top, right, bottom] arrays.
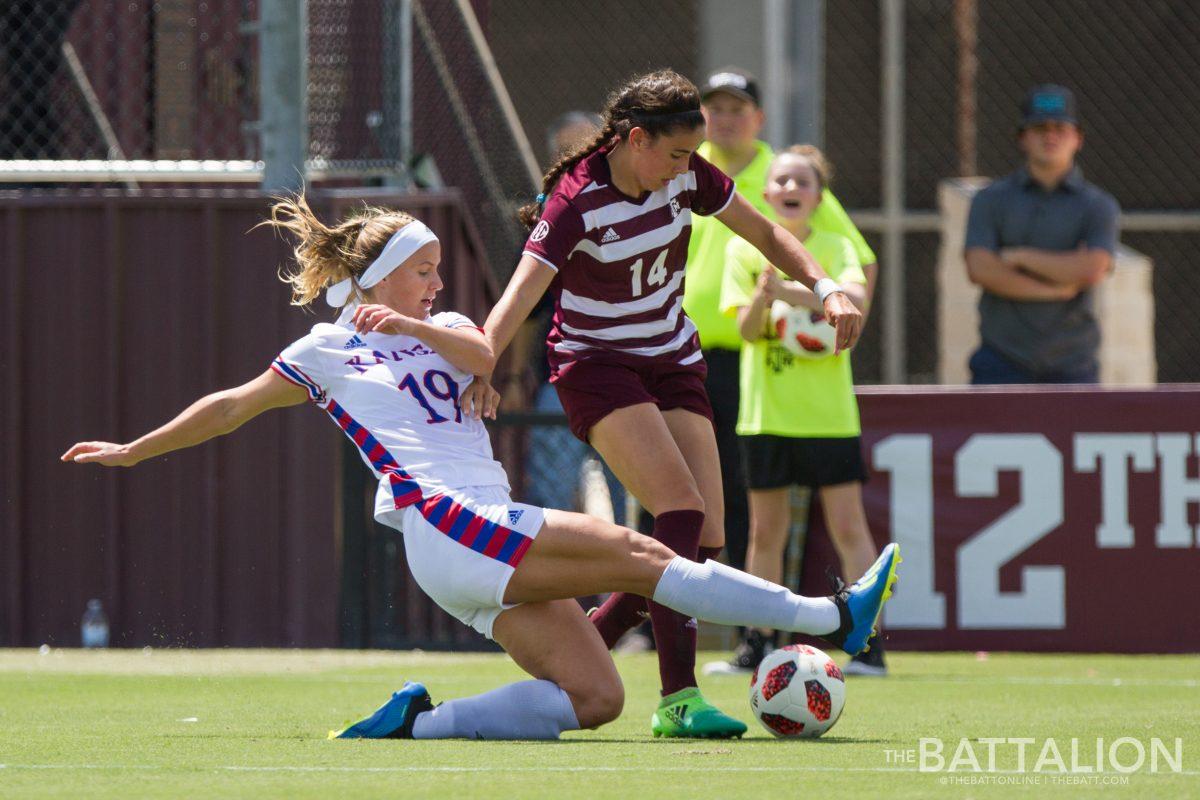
[[770, 299, 838, 358], [749, 644, 846, 738]]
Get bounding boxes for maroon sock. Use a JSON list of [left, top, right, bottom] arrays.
[[590, 590, 650, 649], [645, 509, 704, 696], [698, 545, 724, 562]]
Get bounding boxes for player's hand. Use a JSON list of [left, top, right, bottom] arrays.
[[352, 304, 415, 336], [460, 376, 500, 420], [60, 441, 140, 467], [823, 292, 862, 354]]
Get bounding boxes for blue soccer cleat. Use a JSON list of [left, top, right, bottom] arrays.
[[329, 681, 434, 740], [824, 543, 901, 656]]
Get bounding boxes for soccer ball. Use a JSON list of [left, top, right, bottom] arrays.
[[749, 645, 846, 738], [770, 299, 837, 358]]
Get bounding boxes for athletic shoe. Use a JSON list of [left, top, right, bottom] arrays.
[[329, 681, 434, 739], [823, 543, 901, 657], [843, 634, 888, 677], [650, 687, 748, 738], [702, 629, 770, 675]]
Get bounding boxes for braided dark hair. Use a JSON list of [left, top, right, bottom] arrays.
[[518, 69, 705, 228]]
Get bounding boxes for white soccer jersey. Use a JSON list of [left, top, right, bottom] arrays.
[[271, 312, 510, 520]]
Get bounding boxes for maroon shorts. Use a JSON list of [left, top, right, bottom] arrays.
[[552, 357, 713, 443]]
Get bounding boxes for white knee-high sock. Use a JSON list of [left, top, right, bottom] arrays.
[[652, 556, 840, 634], [411, 679, 580, 740]]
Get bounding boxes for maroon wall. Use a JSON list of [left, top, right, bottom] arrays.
[[1, 187, 497, 648], [801, 386, 1200, 653]]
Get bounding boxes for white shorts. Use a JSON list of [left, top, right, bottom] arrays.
[[376, 485, 546, 640]]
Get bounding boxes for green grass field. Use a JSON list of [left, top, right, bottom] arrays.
[[1, 648, 1197, 799]]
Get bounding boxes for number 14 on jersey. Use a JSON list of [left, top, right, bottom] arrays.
[[629, 248, 669, 297]]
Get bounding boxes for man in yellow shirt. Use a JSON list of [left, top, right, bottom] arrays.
[[685, 67, 879, 578]]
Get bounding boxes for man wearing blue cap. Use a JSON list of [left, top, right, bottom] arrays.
[[964, 84, 1120, 384]]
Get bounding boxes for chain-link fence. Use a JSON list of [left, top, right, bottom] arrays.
[[269, 0, 545, 276], [0, 0, 256, 164], [477, 0, 1200, 384], [822, 0, 1200, 383], [307, 0, 396, 174], [2, 0, 1197, 380]]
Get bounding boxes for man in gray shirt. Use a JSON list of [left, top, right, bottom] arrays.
[[964, 84, 1120, 383]]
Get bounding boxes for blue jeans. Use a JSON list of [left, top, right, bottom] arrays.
[[969, 343, 1098, 385]]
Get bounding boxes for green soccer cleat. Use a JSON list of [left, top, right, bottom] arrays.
[[650, 687, 748, 738]]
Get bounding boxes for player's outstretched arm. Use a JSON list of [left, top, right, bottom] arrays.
[[482, 254, 557, 364], [717, 194, 826, 288], [717, 194, 863, 353], [60, 370, 308, 467]]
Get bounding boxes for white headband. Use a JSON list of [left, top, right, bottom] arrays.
[[325, 220, 440, 312]]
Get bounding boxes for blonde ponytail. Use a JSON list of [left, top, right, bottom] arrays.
[[260, 194, 417, 307]]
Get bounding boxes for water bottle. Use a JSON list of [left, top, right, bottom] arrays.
[[81, 599, 109, 648]]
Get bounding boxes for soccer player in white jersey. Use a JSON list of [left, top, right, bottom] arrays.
[[483, 69, 866, 737], [62, 196, 898, 741], [60, 196, 897, 743]]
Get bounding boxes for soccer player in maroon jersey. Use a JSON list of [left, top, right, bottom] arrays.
[[482, 70, 865, 738]]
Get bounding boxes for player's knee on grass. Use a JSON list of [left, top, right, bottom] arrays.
[[569, 672, 625, 729]]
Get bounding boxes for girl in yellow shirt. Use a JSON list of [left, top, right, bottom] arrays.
[[718, 146, 885, 676]]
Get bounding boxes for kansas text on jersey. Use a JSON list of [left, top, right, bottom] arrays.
[[271, 314, 532, 568]]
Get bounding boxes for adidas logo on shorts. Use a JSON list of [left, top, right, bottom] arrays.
[[601, 227, 621, 244], [507, 509, 524, 525]]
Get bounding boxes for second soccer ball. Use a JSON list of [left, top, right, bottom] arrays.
[[770, 300, 838, 358]]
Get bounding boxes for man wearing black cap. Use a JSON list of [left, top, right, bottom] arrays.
[[964, 84, 1120, 384]]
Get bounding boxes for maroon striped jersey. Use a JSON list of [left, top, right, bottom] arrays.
[[522, 147, 735, 377]]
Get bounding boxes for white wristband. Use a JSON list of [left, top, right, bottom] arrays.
[[813, 278, 842, 304]]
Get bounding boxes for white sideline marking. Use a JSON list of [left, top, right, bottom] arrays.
[[899, 676, 1200, 688], [1, 764, 1197, 776], [223, 766, 916, 774]]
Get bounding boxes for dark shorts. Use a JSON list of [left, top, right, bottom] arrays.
[[553, 357, 713, 443], [739, 434, 868, 490]]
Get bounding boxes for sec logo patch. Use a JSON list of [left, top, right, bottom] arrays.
[[531, 220, 550, 242]]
